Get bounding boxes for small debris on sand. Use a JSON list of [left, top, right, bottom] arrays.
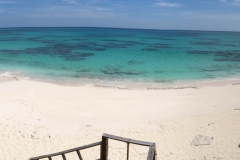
[[232, 83, 240, 85], [191, 135, 213, 146]]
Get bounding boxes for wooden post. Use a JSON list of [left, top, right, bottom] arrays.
[[100, 136, 108, 160], [62, 154, 66, 160], [153, 143, 157, 160], [48, 157, 52, 160], [147, 145, 154, 160], [127, 143, 130, 160], [76, 150, 83, 160]]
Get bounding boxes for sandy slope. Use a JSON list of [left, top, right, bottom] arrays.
[[0, 80, 240, 160]]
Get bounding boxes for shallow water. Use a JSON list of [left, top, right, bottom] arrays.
[[0, 28, 240, 88]]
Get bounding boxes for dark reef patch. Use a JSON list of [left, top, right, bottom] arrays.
[[70, 74, 80, 78], [26, 37, 57, 44], [72, 38, 88, 41], [85, 33, 134, 38], [74, 43, 106, 51], [90, 40, 144, 49], [102, 39, 120, 42], [197, 38, 219, 41], [204, 74, 215, 79], [0, 43, 98, 61], [192, 41, 218, 46], [61, 52, 94, 61], [40, 40, 56, 44], [128, 61, 144, 65], [157, 37, 175, 41], [201, 68, 225, 72], [1, 38, 17, 40], [188, 50, 240, 62], [0, 30, 21, 36], [142, 48, 157, 51], [223, 44, 238, 47], [44, 35, 69, 38], [26, 37, 40, 41], [100, 42, 128, 49], [64, 57, 86, 61], [154, 70, 164, 73], [28, 62, 51, 68], [101, 67, 143, 76], [214, 50, 240, 62], [0, 58, 11, 63], [197, 64, 240, 74], [149, 43, 173, 49], [188, 50, 212, 55], [214, 57, 240, 62], [77, 69, 91, 73], [0, 49, 21, 55], [142, 43, 173, 51], [192, 40, 239, 47], [123, 40, 144, 45], [142, 37, 175, 41], [0, 36, 20, 41], [77, 52, 94, 57], [158, 37, 175, 41]]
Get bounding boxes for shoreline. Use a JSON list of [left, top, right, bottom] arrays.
[[1, 71, 240, 90]]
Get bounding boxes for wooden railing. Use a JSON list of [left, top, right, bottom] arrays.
[[29, 133, 157, 160], [29, 141, 102, 160], [101, 133, 157, 160]]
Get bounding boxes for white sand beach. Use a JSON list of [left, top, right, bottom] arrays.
[[0, 79, 240, 160]]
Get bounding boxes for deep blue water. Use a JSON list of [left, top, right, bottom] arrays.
[[0, 27, 240, 88]]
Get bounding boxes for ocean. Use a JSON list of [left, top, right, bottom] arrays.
[[0, 27, 240, 89]]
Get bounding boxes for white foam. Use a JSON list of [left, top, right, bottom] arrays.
[[0, 71, 19, 81], [1, 71, 11, 77]]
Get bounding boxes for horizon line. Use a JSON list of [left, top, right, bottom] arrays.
[[0, 26, 240, 33]]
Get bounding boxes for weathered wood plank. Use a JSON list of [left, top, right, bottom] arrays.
[[103, 133, 153, 146], [127, 143, 130, 160], [100, 136, 108, 160], [153, 143, 157, 160], [76, 150, 83, 160], [147, 145, 154, 160], [29, 141, 101, 160], [62, 154, 66, 160]]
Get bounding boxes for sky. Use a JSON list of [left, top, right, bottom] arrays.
[[1, 0, 240, 31]]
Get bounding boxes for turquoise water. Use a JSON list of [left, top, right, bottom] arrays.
[[0, 28, 240, 88]]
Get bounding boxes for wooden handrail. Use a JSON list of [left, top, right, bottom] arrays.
[[29, 133, 157, 160], [101, 133, 157, 160], [29, 141, 101, 160], [102, 133, 154, 146]]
